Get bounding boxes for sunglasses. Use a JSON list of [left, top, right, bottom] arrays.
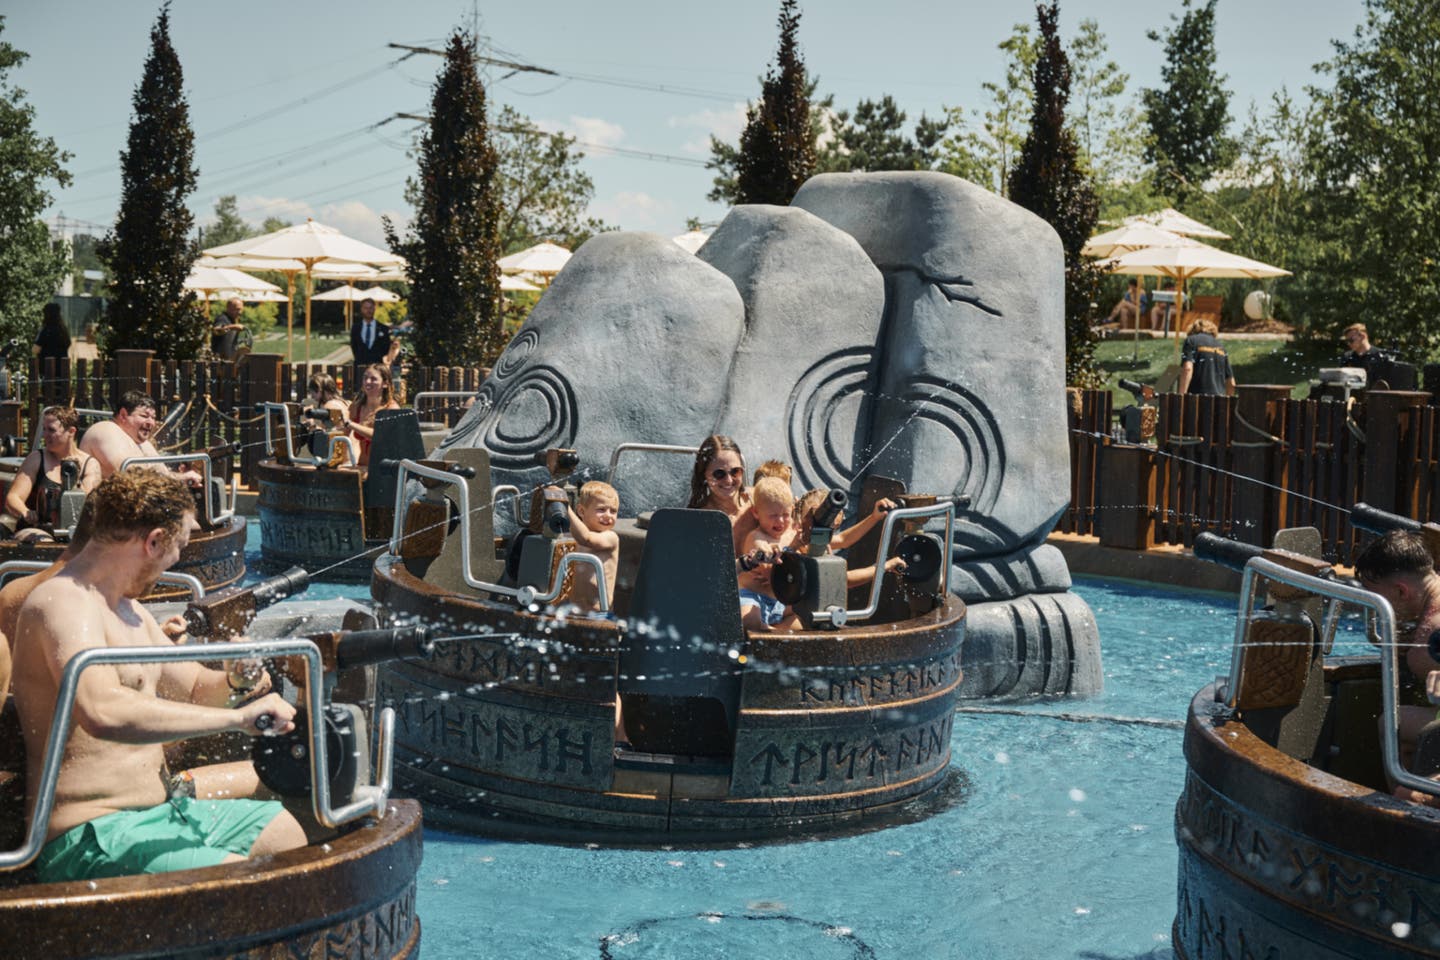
[[710, 467, 745, 482]]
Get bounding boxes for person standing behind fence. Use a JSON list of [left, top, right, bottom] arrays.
[[33, 303, 70, 365], [210, 298, 247, 362], [349, 297, 399, 367], [1177, 318, 1235, 396], [1338, 323, 1397, 386]]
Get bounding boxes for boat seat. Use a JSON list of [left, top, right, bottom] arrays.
[[619, 508, 744, 757], [360, 409, 426, 539], [1234, 609, 1327, 760], [425, 447, 506, 591]]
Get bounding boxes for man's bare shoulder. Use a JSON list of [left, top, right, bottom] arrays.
[[78, 420, 123, 451]]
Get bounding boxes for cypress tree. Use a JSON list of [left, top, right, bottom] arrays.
[[385, 30, 504, 367], [98, 3, 199, 360], [1008, 2, 1103, 388], [1141, 0, 1235, 202], [733, 0, 815, 205]]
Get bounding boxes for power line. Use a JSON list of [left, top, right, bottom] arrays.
[[389, 112, 707, 168]]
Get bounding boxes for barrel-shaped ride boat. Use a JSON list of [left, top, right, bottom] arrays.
[[1175, 529, 1440, 959], [370, 446, 967, 841], [254, 402, 428, 580], [0, 625, 429, 960]]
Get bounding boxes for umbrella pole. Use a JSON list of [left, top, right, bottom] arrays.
[[304, 269, 314, 367], [1174, 274, 1187, 360], [1132, 276, 1143, 362], [286, 273, 296, 363]]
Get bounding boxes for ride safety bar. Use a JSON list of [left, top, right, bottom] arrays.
[[0, 560, 205, 600], [606, 443, 700, 487], [387, 458, 610, 613], [256, 401, 350, 470], [119, 452, 237, 527]]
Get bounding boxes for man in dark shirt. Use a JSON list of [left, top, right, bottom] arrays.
[[1177, 318, 1235, 396], [349, 297, 399, 367], [1338, 322, 1397, 385], [210, 298, 246, 361]]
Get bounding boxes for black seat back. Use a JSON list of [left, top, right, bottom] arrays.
[[619, 508, 745, 756], [425, 447, 506, 590], [362, 408, 427, 509]]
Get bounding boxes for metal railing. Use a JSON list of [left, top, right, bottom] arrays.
[[808, 500, 960, 627], [1220, 556, 1439, 800], [0, 636, 398, 872], [388, 458, 609, 612], [606, 442, 699, 486], [0, 560, 205, 599], [119, 452, 237, 527], [256, 401, 351, 470]]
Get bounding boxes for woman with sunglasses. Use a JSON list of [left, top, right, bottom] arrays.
[[686, 434, 755, 552]]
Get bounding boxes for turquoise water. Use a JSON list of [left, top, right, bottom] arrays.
[[242, 525, 1366, 959]]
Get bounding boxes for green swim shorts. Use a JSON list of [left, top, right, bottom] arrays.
[[35, 797, 284, 883]]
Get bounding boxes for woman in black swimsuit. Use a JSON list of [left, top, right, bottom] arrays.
[[4, 406, 100, 541]]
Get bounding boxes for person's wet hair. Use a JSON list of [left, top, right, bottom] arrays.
[[1356, 530, 1434, 584], [687, 434, 744, 509], [116, 389, 157, 417], [89, 471, 193, 544]]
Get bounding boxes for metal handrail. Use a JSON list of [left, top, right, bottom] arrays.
[[389, 458, 609, 613], [256, 402, 350, 470], [808, 500, 959, 627], [1222, 557, 1438, 800], [606, 443, 699, 486], [0, 636, 398, 872], [411, 390, 475, 418], [491, 484, 522, 528], [119, 453, 236, 526], [0, 560, 206, 601]]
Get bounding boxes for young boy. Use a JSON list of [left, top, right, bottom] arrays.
[[753, 460, 793, 487], [793, 488, 906, 588], [737, 477, 799, 631], [566, 480, 620, 613]]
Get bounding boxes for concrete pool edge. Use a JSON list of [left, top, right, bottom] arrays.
[[1049, 532, 1244, 593]]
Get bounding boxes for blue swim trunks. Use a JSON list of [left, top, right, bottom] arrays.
[[738, 588, 785, 626], [35, 797, 284, 883]]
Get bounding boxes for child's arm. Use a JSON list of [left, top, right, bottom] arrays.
[[844, 554, 907, 589], [831, 498, 897, 551], [568, 506, 619, 553]]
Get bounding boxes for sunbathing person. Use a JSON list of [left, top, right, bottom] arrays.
[[11, 470, 307, 882]]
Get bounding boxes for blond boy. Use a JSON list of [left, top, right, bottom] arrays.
[[737, 478, 799, 631], [567, 481, 620, 613], [752, 460, 793, 486]]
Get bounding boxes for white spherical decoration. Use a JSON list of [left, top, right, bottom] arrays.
[[1243, 290, 1272, 321]]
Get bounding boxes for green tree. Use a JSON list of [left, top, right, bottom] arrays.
[[730, 0, 816, 204], [385, 30, 504, 366], [1069, 18, 1138, 185], [818, 95, 946, 173], [1009, 2, 1103, 388], [494, 105, 608, 252], [202, 194, 251, 249], [0, 16, 72, 341], [706, 76, 831, 204], [98, 4, 200, 360], [1141, 0, 1235, 203], [938, 23, 1037, 195], [1302, 0, 1440, 358]]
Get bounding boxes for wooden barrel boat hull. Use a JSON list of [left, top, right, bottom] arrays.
[[1174, 674, 1440, 959], [255, 460, 384, 580], [0, 800, 423, 960], [371, 554, 965, 841], [0, 515, 246, 602]]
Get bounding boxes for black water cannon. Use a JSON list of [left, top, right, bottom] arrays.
[[379, 458, 476, 485], [1115, 379, 1158, 445], [538, 447, 580, 482], [1193, 531, 1337, 597], [1349, 502, 1440, 568], [252, 624, 434, 800], [182, 566, 310, 641], [806, 488, 848, 555], [539, 486, 571, 538]]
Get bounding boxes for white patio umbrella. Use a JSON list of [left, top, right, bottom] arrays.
[[1108, 241, 1291, 356], [212, 288, 289, 303], [310, 284, 369, 302], [356, 285, 401, 303], [203, 219, 403, 363], [500, 274, 540, 293], [184, 265, 281, 297], [1121, 207, 1232, 241], [497, 241, 571, 280], [672, 230, 711, 254], [1084, 224, 1202, 355]]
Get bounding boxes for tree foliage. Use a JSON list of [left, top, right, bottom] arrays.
[[202, 194, 250, 249], [385, 30, 504, 367], [494, 105, 608, 252], [98, 4, 200, 360], [1141, 0, 1235, 203], [819, 96, 947, 173], [707, 75, 830, 205], [730, 0, 816, 205], [1301, 0, 1440, 358], [0, 16, 71, 343], [938, 23, 1037, 195], [1008, 2, 1103, 388]]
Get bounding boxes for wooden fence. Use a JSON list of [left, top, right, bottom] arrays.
[[10, 350, 488, 489], [1062, 384, 1438, 565]]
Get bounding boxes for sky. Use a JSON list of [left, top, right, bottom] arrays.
[[5, 0, 1368, 250]]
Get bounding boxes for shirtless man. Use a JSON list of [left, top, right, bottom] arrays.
[[565, 481, 620, 613], [1354, 530, 1440, 804], [11, 470, 305, 882], [79, 390, 201, 485]]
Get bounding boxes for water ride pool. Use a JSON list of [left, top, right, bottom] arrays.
[[241, 528, 1365, 959]]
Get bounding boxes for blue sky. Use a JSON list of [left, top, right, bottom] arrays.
[[6, 0, 1366, 248]]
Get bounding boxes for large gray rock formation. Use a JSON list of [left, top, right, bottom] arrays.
[[441, 172, 1101, 698]]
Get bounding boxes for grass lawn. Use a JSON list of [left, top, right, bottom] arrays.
[[251, 329, 349, 363], [1093, 335, 1337, 406]]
